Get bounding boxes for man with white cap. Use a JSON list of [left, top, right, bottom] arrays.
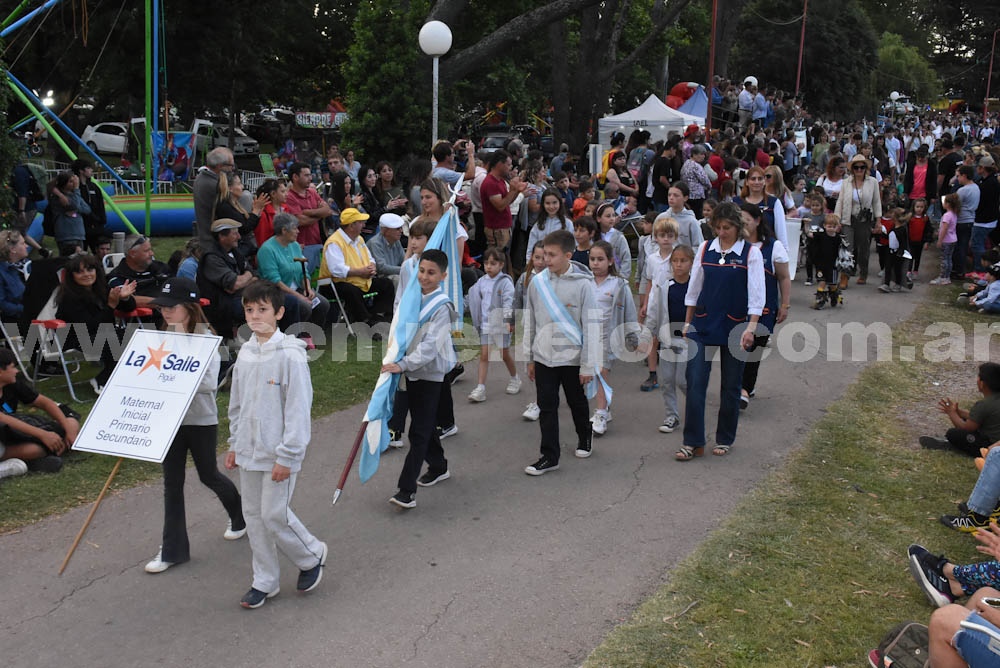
[[738, 78, 754, 130], [366, 212, 406, 280]]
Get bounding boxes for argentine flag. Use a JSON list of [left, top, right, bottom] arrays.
[[358, 204, 464, 482]]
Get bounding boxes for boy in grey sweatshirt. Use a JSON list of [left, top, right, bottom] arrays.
[[523, 229, 599, 474], [381, 249, 458, 509], [225, 281, 326, 609]]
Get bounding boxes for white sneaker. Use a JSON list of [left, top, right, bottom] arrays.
[[505, 376, 522, 394], [0, 458, 28, 479], [90, 378, 104, 395], [144, 547, 175, 574], [659, 416, 680, 433], [522, 402, 540, 421], [223, 520, 247, 541], [592, 410, 608, 436], [468, 385, 486, 403]]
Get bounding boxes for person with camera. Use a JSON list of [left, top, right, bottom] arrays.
[[107, 234, 171, 307], [431, 138, 476, 188], [834, 153, 882, 286]]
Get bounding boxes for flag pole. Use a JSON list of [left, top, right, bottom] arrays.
[[332, 421, 368, 505], [59, 457, 123, 574]]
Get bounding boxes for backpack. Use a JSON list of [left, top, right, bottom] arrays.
[[869, 621, 929, 668]]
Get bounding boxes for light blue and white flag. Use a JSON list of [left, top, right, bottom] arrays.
[[425, 201, 464, 332]]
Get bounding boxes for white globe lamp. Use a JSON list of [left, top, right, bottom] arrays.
[[419, 21, 453, 146]]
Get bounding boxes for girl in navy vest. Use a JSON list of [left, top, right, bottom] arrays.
[[737, 203, 791, 410], [677, 202, 765, 460]]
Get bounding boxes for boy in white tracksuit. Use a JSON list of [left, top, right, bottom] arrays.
[[225, 281, 326, 609]]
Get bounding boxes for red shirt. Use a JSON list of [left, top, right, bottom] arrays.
[[910, 214, 929, 243], [910, 163, 927, 199], [284, 186, 326, 246], [480, 173, 513, 230]]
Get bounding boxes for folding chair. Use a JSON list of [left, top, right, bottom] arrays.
[[102, 252, 125, 274], [317, 277, 357, 337], [30, 283, 87, 403], [0, 320, 30, 377]]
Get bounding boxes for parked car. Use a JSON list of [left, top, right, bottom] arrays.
[[195, 124, 259, 155], [81, 122, 129, 154], [480, 131, 516, 153]]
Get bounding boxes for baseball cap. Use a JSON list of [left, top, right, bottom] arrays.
[[340, 208, 370, 226], [151, 277, 200, 307]]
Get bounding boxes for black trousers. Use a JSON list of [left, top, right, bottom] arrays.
[[160, 424, 244, 563], [320, 277, 395, 323], [389, 377, 455, 433], [946, 427, 995, 458], [396, 379, 447, 494], [535, 362, 591, 463], [741, 334, 770, 395]]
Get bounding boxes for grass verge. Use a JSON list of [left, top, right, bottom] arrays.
[[584, 288, 998, 667], [0, 237, 384, 532]]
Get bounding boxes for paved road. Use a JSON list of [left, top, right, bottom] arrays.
[[2, 274, 925, 668]]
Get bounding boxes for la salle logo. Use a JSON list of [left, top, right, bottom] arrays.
[[124, 340, 202, 380]]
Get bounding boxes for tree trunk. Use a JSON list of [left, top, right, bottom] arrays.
[[713, 0, 751, 80], [548, 20, 572, 153]]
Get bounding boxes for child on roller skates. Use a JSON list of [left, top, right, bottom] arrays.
[[811, 214, 849, 309]]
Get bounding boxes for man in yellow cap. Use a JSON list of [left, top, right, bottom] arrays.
[[317, 208, 395, 325]]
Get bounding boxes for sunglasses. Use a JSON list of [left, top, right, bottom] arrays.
[[130, 235, 149, 250], [852, 165, 867, 171]]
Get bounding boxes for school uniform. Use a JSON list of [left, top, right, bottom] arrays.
[[644, 276, 689, 423], [468, 272, 515, 349], [683, 239, 765, 449], [742, 239, 788, 396], [395, 289, 458, 494]]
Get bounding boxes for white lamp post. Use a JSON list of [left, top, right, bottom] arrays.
[[419, 20, 453, 147], [889, 90, 900, 124]]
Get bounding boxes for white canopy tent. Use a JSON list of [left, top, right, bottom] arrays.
[[597, 94, 703, 146]]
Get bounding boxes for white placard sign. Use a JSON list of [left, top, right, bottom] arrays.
[[73, 329, 222, 463]]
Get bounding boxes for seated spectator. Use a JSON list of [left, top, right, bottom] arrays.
[[928, 587, 1000, 668], [106, 234, 171, 307], [176, 238, 202, 280], [317, 208, 395, 327], [920, 362, 1000, 458], [909, 523, 1000, 609], [56, 253, 136, 394], [0, 230, 29, 321], [366, 213, 406, 278], [196, 219, 303, 340], [255, 213, 330, 331], [0, 348, 81, 474]]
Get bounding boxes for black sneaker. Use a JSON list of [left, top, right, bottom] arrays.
[[919, 436, 950, 450], [240, 586, 279, 609], [907, 544, 955, 607], [388, 428, 404, 449], [525, 457, 559, 476], [575, 440, 592, 459], [26, 455, 63, 473], [296, 542, 328, 592], [940, 510, 992, 533], [417, 468, 450, 487], [389, 490, 416, 509], [958, 501, 1000, 518], [437, 424, 458, 440]]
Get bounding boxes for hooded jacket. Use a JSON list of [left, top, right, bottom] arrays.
[[468, 272, 515, 335], [396, 289, 458, 382], [523, 260, 598, 375], [227, 330, 312, 472]]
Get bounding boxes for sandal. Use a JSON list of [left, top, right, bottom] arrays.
[[712, 444, 732, 456], [675, 445, 704, 461]]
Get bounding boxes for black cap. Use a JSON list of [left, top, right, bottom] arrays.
[[151, 277, 200, 307]]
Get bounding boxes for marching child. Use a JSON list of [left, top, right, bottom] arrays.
[[634, 211, 658, 293], [588, 240, 639, 436], [516, 242, 546, 420], [595, 201, 632, 282], [638, 216, 679, 392], [225, 281, 326, 609], [801, 192, 827, 286], [468, 247, 518, 402], [526, 189, 572, 265], [571, 215, 598, 266], [930, 193, 960, 285], [643, 244, 694, 433], [812, 214, 847, 309], [382, 249, 458, 509], [908, 197, 933, 279], [879, 208, 911, 293], [523, 229, 598, 474], [874, 208, 894, 277], [145, 278, 245, 575]]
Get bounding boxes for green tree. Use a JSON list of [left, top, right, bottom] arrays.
[[873, 32, 940, 105], [729, 0, 878, 119], [341, 0, 433, 162]]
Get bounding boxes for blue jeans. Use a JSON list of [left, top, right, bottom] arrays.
[[972, 226, 994, 273], [969, 448, 1000, 515], [956, 611, 1000, 665], [683, 338, 746, 448]]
